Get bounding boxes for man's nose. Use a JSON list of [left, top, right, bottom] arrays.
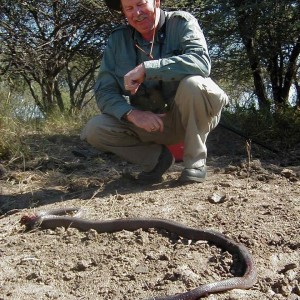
[[134, 6, 142, 15]]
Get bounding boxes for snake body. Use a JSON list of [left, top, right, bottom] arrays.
[[20, 208, 257, 300]]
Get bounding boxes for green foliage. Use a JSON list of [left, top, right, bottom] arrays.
[[222, 105, 300, 152], [164, 0, 300, 110]]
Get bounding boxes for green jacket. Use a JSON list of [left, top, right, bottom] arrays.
[[94, 9, 211, 119]]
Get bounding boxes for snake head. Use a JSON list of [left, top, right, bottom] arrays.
[[20, 214, 39, 230]]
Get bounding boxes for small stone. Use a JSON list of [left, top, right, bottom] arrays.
[[74, 260, 90, 271], [281, 169, 295, 178], [134, 264, 148, 274], [85, 229, 98, 240], [63, 272, 75, 281], [173, 265, 200, 286], [208, 192, 227, 203]]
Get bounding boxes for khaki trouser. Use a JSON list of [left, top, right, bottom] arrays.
[[81, 76, 228, 171]]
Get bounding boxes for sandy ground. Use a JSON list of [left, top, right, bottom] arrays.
[[0, 126, 299, 300]]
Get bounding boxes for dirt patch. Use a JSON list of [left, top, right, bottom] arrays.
[[0, 126, 299, 300]]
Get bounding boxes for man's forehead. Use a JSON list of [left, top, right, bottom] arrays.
[[121, 0, 151, 6]]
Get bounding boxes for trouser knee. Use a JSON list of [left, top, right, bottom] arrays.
[[80, 115, 105, 149], [176, 75, 228, 118]]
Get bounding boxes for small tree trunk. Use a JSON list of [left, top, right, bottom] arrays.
[[54, 79, 65, 113]]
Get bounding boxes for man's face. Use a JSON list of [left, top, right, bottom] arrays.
[[121, 0, 159, 36]]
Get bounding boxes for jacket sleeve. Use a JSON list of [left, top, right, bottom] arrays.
[[144, 12, 211, 81], [94, 32, 134, 120]]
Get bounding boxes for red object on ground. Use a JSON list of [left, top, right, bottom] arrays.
[[167, 142, 184, 162]]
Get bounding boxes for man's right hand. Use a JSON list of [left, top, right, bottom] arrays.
[[126, 110, 165, 133]]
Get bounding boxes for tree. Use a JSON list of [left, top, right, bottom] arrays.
[[164, 0, 300, 111], [232, 0, 299, 110], [1, 0, 298, 115], [0, 0, 117, 116]]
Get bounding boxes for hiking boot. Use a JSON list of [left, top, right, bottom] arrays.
[[137, 146, 174, 183], [179, 166, 207, 183]]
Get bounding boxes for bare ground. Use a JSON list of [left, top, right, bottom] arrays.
[[0, 126, 299, 300]]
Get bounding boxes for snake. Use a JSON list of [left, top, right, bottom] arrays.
[[20, 207, 257, 300]]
